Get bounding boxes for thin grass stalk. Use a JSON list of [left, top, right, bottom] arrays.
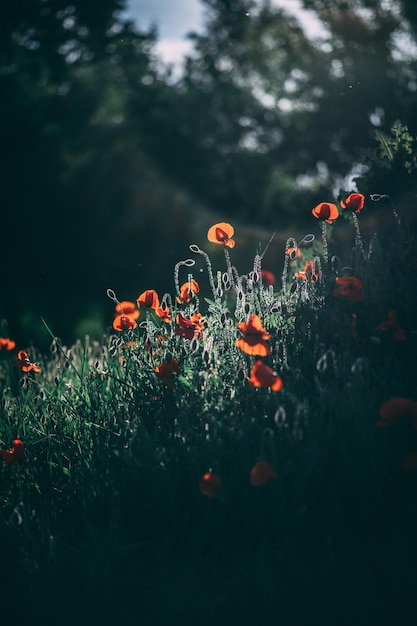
[[351, 212, 366, 259], [174, 259, 195, 298], [320, 221, 329, 265], [189, 244, 218, 300], [370, 193, 401, 227], [281, 237, 298, 294], [223, 247, 234, 285]]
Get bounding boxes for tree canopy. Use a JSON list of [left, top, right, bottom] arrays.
[[1, 0, 416, 347]]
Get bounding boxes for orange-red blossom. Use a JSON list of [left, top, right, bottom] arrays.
[[376, 310, 406, 341], [154, 305, 171, 323], [16, 350, 40, 373], [340, 193, 365, 213], [0, 439, 24, 464], [112, 300, 140, 331], [114, 301, 140, 319], [312, 202, 339, 224], [175, 312, 205, 340], [137, 289, 160, 310], [155, 358, 179, 387], [287, 247, 301, 260], [249, 461, 278, 486], [0, 338, 16, 351], [113, 314, 137, 331], [198, 472, 221, 498], [333, 276, 366, 302], [207, 222, 235, 248], [377, 398, 417, 429], [260, 270, 276, 286], [235, 314, 271, 356], [295, 260, 320, 283], [177, 279, 200, 304], [248, 360, 283, 392]]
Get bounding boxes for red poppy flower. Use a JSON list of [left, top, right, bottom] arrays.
[[175, 312, 205, 340], [312, 202, 339, 224], [376, 397, 417, 427], [112, 313, 137, 331], [295, 261, 320, 283], [0, 439, 24, 464], [235, 314, 271, 356], [340, 193, 365, 213], [15, 350, 40, 373], [333, 276, 366, 302], [261, 270, 276, 286], [248, 360, 283, 392], [198, 472, 221, 498], [376, 310, 406, 341], [155, 358, 179, 387], [114, 301, 140, 320], [287, 247, 301, 260], [137, 290, 160, 310], [207, 222, 235, 248], [249, 461, 278, 486], [155, 306, 171, 323], [177, 279, 200, 304], [155, 360, 178, 385], [0, 338, 16, 351]]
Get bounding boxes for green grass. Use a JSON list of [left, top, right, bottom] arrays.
[[1, 199, 416, 626]]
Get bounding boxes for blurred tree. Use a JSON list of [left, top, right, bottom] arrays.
[[0, 0, 161, 347], [126, 0, 331, 227], [2, 0, 417, 348], [300, 0, 417, 226], [299, 0, 417, 161], [131, 0, 417, 228]]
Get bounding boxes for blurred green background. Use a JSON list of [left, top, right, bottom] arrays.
[[1, 0, 417, 349]]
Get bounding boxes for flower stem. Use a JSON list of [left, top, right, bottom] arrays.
[[352, 212, 366, 260], [189, 245, 217, 300], [320, 221, 329, 264], [223, 247, 234, 284]]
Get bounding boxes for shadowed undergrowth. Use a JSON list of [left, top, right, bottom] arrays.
[[0, 192, 416, 626]]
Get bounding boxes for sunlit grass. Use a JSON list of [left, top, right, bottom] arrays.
[[1, 195, 416, 625]]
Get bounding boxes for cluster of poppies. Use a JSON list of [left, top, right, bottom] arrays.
[[0, 344, 35, 464], [111, 281, 205, 387], [233, 314, 283, 392], [311, 193, 368, 301], [110, 193, 370, 388], [311, 192, 365, 224], [110, 195, 408, 400], [112, 291, 170, 331], [206, 224, 285, 393], [276, 194, 368, 304]]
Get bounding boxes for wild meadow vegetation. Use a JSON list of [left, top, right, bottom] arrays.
[[3, 2, 417, 623], [1, 161, 417, 624]]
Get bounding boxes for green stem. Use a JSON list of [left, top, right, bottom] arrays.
[[352, 212, 366, 259], [320, 221, 329, 265]]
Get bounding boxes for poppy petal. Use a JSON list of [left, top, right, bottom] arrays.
[[198, 472, 221, 498], [207, 223, 235, 247], [249, 461, 278, 486]]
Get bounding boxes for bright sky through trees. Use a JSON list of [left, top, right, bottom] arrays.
[[123, 0, 325, 65]]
